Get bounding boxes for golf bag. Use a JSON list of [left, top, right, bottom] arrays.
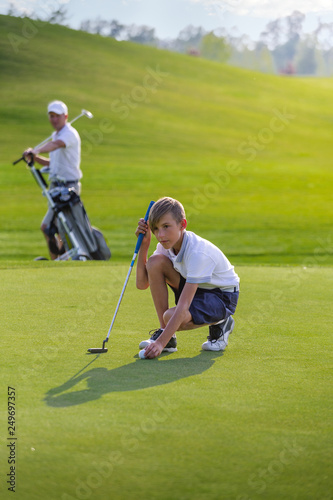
[[18, 157, 111, 261], [47, 184, 111, 261]]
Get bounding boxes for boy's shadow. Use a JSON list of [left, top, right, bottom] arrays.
[[44, 351, 223, 407]]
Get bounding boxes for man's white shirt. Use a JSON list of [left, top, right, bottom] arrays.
[[49, 123, 82, 181]]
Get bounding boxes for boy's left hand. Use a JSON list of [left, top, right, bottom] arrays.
[[144, 341, 163, 359], [135, 218, 151, 247]]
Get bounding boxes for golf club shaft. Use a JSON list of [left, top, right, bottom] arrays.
[[13, 109, 93, 165], [105, 265, 135, 340], [34, 110, 93, 150], [104, 200, 155, 343]]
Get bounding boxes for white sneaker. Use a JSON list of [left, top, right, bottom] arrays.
[[139, 329, 178, 352], [202, 316, 235, 352]]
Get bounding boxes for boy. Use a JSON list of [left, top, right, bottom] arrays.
[[135, 197, 240, 359]]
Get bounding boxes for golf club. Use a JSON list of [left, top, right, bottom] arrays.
[[13, 109, 93, 165], [87, 200, 155, 354]]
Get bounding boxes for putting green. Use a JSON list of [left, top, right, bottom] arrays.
[[0, 264, 331, 499]]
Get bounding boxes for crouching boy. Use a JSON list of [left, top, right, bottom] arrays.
[[135, 197, 239, 359]]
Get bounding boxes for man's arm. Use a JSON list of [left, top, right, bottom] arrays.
[[144, 282, 198, 358], [33, 139, 65, 155], [23, 140, 65, 166]]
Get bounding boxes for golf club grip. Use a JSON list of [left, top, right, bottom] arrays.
[[134, 200, 155, 254], [13, 156, 24, 165]]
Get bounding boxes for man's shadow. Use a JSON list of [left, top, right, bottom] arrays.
[[44, 351, 223, 407]]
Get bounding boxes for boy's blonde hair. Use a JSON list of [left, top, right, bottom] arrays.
[[149, 197, 186, 230]]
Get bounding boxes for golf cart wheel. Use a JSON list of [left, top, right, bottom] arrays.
[[73, 254, 91, 261]]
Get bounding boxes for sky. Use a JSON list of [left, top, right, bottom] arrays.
[[1, 0, 333, 40]]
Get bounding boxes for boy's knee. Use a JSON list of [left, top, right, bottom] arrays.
[[41, 223, 47, 233], [163, 308, 173, 325], [146, 254, 170, 273], [163, 308, 192, 330]]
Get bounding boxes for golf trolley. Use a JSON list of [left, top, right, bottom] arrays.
[[14, 156, 111, 261]]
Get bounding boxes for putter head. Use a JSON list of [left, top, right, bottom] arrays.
[[87, 347, 108, 354], [82, 109, 93, 119], [87, 338, 108, 354]]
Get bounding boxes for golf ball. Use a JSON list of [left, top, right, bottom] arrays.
[[139, 349, 147, 359]]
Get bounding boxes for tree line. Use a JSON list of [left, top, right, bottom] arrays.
[[6, 4, 333, 76], [79, 11, 333, 77]]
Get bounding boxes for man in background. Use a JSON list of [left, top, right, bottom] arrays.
[[24, 100, 82, 259]]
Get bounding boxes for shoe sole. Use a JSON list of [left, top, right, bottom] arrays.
[[139, 340, 150, 349], [201, 343, 225, 351]]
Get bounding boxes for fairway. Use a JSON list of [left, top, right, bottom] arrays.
[[0, 15, 332, 500], [1, 16, 333, 266]]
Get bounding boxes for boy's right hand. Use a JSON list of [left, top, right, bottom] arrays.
[[135, 218, 151, 247]]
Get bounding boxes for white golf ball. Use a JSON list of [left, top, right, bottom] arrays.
[[139, 349, 147, 359]]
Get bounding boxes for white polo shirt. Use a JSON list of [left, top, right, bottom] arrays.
[[49, 123, 82, 181], [153, 230, 240, 290]]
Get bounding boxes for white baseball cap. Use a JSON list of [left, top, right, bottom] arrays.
[[47, 100, 68, 115]]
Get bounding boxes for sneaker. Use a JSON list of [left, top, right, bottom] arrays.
[[201, 316, 235, 352], [139, 328, 178, 352]]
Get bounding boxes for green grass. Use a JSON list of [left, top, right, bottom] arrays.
[[1, 15, 333, 265], [0, 15, 332, 500], [0, 264, 332, 500]]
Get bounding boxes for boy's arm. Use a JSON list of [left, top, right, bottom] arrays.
[[135, 219, 151, 290], [144, 282, 198, 358]]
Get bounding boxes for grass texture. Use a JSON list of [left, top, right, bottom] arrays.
[[0, 15, 332, 500], [0, 15, 333, 265], [0, 264, 332, 500]]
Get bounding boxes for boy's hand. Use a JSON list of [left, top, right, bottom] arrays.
[[135, 218, 151, 289], [135, 218, 151, 247], [143, 341, 163, 359]]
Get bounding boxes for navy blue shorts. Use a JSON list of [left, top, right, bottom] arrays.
[[170, 276, 239, 325]]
